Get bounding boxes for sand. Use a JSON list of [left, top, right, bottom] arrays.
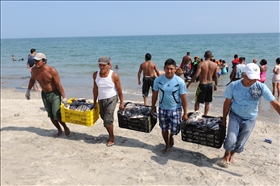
[[1, 88, 279, 185]]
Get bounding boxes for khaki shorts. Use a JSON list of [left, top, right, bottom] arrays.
[[98, 95, 118, 128]]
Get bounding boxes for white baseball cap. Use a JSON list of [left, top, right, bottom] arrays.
[[33, 53, 46, 60], [244, 63, 260, 80]]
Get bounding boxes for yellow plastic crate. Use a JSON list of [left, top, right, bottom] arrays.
[[60, 98, 100, 127]]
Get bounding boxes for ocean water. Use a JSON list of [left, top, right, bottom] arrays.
[[1, 33, 279, 123]]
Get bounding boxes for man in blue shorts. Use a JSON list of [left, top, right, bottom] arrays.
[[187, 50, 218, 115], [151, 58, 188, 153], [218, 63, 280, 168]]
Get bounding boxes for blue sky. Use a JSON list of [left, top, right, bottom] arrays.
[[1, 1, 279, 39]]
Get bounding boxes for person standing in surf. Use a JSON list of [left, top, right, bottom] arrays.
[[137, 53, 160, 105], [187, 50, 218, 116]]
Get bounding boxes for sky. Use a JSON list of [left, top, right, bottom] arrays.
[[1, 1, 279, 39]]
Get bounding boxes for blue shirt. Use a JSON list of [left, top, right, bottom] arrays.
[[153, 75, 187, 110], [224, 79, 274, 119], [27, 55, 34, 67]]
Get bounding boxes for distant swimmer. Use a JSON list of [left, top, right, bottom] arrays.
[[115, 65, 119, 69], [12, 55, 16, 61]]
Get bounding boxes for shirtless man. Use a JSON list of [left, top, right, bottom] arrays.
[[137, 53, 160, 105], [180, 52, 193, 81], [187, 50, 218, 115], [25, 53, 70, 137]]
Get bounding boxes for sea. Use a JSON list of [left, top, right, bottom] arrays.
[[1, 33, 279, 123]]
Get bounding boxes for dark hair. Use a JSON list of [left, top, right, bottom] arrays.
[[187, 52, 190, 55], [204, 50, 212, 59], [164, 58, 176, 67], [239, 57, 246, 62], [276, 58, 280, 65], [260, 59, 267, 65], [30, 48, 36, 54], [234, 54, 238, 58], [145, 53, 151, 60]]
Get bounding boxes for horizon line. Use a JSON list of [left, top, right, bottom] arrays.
[[1, 32, 279, 40]]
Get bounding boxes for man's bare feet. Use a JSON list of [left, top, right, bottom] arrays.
[[217, 160, 230, 168], [64, 127, 70, 136], [229, 157, 234, 164], [162, 146, 170, 154], [107, 139, 114, 147], [55, 131, 63, 137], [170, 136, 174, 148]]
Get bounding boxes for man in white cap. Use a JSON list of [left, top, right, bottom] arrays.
[[93, 56, 124, 147], [218, 63, 280, 168], [25, 53, 70, 137]]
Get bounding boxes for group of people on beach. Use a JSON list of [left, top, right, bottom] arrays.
[[177, 52, 229, 82], [25, 50, 280, 169], [228, 54, 280, 98]]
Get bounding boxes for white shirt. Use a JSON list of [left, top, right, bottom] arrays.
[[95, 70, 117, 100]]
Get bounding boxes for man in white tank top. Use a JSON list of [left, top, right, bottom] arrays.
[[230, 57, 246, 82], [93, 56, 124, 147]]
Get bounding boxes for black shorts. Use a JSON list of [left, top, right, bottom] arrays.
[[142, 76, 155, 98], [195, 83, 213, 103]]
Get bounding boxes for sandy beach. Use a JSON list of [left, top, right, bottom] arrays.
[[1, 88, 279, 185]]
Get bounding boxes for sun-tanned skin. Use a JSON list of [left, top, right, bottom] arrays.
[[138, 53, 160, 105], [187, 50, 218, 115], [27, 56, 70, 137]]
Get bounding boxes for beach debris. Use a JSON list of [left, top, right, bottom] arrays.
[[14, 113, 20, 116], [264, 138, 272, 144]]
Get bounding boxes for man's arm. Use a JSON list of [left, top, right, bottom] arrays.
[[154, 64, 160, 77], [270, 99, 280, 115], [151, 90, 158, 115], [230, 66, 237, 82], [92, 72, 98, 106], [180, 94, 188, 120], [112, 72, 124, 110], [187, 63, 201, 89], [222, 98, 232, 127], [137, 64, 143, 85], [51, 67, 66, 99], [27, 73, 36, 90], [213, 65, 218, 91]]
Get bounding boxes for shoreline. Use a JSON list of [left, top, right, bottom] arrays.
[[1, 87, 280, 185]]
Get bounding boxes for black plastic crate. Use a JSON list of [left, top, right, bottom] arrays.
[[181, 112, 226, 148], [118, 103, 157, 133]]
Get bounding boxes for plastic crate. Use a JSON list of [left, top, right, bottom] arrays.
[[60, 98, 100, 127], [181, 112, 226, 148], [118, 103, 157, 133]]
